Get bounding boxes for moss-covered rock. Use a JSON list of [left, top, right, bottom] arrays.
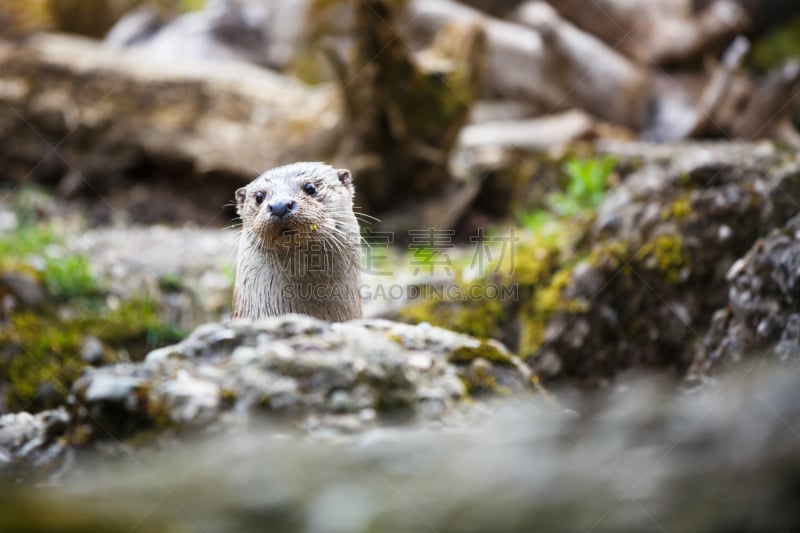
[[0, 292, 185, 413], [524, 145, 800, 384], [61, 316, 537, 445]]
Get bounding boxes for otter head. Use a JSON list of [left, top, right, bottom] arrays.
[[235, 162, 357, 250]]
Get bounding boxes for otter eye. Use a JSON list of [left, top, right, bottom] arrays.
[[255, 191, 266, 205], [303, 183, 317, 196]]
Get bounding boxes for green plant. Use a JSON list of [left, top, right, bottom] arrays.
[[517, 209, 561, 248], [548, 156, 617, 216], [42, 254, 100, 301], [0, 224, 60, 260]]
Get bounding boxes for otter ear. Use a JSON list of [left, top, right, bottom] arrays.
[[235, 187, 247, 210], [336, 169, 353, 187]]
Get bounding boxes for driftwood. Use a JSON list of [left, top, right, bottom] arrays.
[[0, 33, 338, 220], [538, 0, 749, 65], [405, 0, 800, 145], [731, 60, 800, 146], [458, 109, 598, 150], [696, 0, 800, 33], [685, 36, 750, 138], [404, 0, 652, 130]]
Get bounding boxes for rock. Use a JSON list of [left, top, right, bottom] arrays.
[[2, 362, 800, 531], [69, 315, 534, 442], [0, 408, 71, 480], [0, 271, 45, 311], [80, 336, 105, 365], [526, 143, 800, 383], [0, 208, 16, 234], [687, 214, 800, 383]]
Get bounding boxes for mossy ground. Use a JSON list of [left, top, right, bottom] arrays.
[[0, 213, 185, 412]]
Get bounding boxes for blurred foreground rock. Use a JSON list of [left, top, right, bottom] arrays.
[[0, 408, 70, 479], [2, 360, 800, 531]]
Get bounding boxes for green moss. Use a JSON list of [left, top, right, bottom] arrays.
[[661, 198, 692, 222], [448, 342, 514, 366], [0, 224, 60, 261], [2, 312, 83, 409], [42, 255, 100, 301], [517, 262, 580, 357], [158, 272, 184, 292], [636, 234, 686, 284], [532, 265, 578, 315], [462, 365, 512, 397], [401, 207, 584, 358], [98, 298, 185, 350], [514, 232, 686, 360], [399, 284, 506, 340], [0, 297, 185, 412], [510, 231, 561, 286], [179, 0, 205, 12]]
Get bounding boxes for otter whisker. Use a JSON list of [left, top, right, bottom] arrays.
[[352, 208, 381, 223]]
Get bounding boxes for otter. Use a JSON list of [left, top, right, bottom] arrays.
[[232, 162, 362, 322]]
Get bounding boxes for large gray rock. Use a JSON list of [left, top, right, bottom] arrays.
[[69, 315, 532, 442]]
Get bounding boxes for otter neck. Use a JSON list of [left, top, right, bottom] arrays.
[[234, 232, 362, 322]]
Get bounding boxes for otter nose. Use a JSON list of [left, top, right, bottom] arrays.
[[268, 200, 296, 219]]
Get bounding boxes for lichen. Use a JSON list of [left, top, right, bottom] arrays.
[[635, 234, 687, 284], [399, 286, 506, 341], [517, 262, 580, 357], [448, 342, 514, 366], [661, 197, 692, 222], [461, 363, 511, 396]]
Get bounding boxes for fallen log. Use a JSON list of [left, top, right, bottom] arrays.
[[458, 109, 598, 150], [0, 33, 339, 219], [404, 0, 653, 129], [538, 0, 749, 65]]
